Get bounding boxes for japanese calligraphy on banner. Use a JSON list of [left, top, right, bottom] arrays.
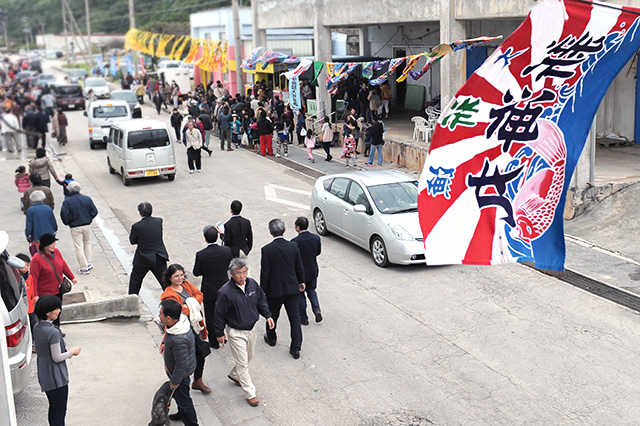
[[289, 75, 301, 111], [124, 28, 228, 72], [418, 0, 640, 271]]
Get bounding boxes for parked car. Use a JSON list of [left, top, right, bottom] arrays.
[[67, 68, 87, 84], [0, 231, 33, 396], [84, 77, 110, 99], [111, 89, 142, 118], [310, 170, 425, 267], [29, 59, 42, 73], [36, 73, 57, 87], [52, 83, 86, 110], [15, 71, 38, 84]]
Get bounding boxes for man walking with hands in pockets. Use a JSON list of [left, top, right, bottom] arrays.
[[214, 258, 274, 407]]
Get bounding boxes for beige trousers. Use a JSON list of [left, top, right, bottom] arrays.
[[70, 225, 92, 269], [227, 326, 257, 399]]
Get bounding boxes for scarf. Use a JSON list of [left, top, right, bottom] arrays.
[[166, 313, 191, 335]]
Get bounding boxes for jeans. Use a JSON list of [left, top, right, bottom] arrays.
[[368, 144, 383, 165], [46, 384, 68, 426], [172, 377, 199, 426], [220, 129, 232, 149], [266, 294, 302, 351], [299, 278, 320, 321]]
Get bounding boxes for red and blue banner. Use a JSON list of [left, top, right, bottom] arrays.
[[418, 0, 640, 271]]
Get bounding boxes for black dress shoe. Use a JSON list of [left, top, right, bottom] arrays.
[[263, 333, 276, 347], [289, 349, 300, 359], [315, 312, 323, 323], [301, 318, 309, 326], [168, 412, 181, 421], [209, 340, 219, 349]]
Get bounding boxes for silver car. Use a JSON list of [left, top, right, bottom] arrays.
[[310, 170, 425, 267], [0, 231, 32, 395], [84, 77, 110, 99], [111, 90, 142, 118]]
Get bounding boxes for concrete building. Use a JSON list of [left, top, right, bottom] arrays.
[[251, 0, 640, 217], [36, 33, 125, 53]]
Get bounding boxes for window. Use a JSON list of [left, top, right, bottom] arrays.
[[368, 181, 419, 214], [347, 182, 370, 210], [109, 128, 116, 144], [117, 130, 123, 148], [0, 256, 21, 311], [127, 129, 170, 149], [328, 178, 349, 200], [323, 178, 332, 191], [93, 105, 128, 118]]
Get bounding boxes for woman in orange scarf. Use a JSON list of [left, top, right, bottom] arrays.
[[160, 263, 211, 394]]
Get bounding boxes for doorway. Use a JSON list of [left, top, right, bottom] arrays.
[[393, 48, 407, 106]]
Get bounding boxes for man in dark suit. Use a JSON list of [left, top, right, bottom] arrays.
[[128, 202, 169, 294], [260, 218, 305, 359], [223, 200, 253, 258], [193, 225, 233, 348], [292, 217, 322, 325]]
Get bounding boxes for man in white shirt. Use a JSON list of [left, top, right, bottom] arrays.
[[2, 109, 21, 152]]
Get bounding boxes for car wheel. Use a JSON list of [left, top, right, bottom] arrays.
[[314, 209, 328, 236], [370, 236, 390, 268], [167, 174, 175, 181], [107, 158, 115, 174], [90, 141, 95, 150], [121, 169, 130, 186]]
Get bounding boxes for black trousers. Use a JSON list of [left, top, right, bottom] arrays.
[[187, 147, 201, 171], [203, 299, 218, 348], [128, 256, 167, 294], [173, 125, 181, 142], [265, 294, 302, 351], [46, 384, 68, 426], [34, 131, 47, 148]]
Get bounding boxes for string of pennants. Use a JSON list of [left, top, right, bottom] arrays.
[[241, 36, 502, 94], [124, 28, 229, 73]]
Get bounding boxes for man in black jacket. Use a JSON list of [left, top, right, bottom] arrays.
[[170, 108, 183, 143], [292, 216, 322, 325], [260, 218, 305, 359], [257, 110, 273, 156], [33, 106, 50, 149], [214, 258, 273, 407], [22, 105, 36, 149], [128, 202, 169, 294], [60, 182, 98, 275], [193, 225, 233, 348], [222, 200, 253, 258], [159, 299, 199, 425]]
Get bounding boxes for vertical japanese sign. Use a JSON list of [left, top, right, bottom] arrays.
[[289, 75, 301, 111], [418, 0, 640, 271]]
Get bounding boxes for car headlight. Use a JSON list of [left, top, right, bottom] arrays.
[[388, 223, 414, 241]]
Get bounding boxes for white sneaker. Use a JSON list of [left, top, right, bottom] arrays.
[[197, 170, 201, 173], [284, 153, 288, 157], [87, 264, 93, 270], [189, 170, 195, 174], [78, 268, 90, 275], [275, 154, 281, 158]]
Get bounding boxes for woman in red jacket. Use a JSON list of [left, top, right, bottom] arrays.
[[29, 233, 76, 326], [160, 263, 211, 394]]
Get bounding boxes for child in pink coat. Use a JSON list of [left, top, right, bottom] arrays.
[[305, 131, 316, 163], [14, 166, 30, 210]]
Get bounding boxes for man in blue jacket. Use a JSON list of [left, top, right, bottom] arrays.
[[214, 258, 273, 407], [60, 182, 98, 275]]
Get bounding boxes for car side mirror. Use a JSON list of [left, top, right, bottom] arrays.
[[354, 204, 367, 213], [83, 111, 87, 117], [103, 136, 109, 143]]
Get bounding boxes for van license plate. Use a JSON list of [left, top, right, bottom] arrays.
[[145, 169, 159, 177], [68, 104, 75, 109]]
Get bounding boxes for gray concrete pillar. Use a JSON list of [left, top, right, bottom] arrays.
[[251, 0, 266, 48], [314, 0, 332, 119], [439, 0, 466, 108], [359, 26, 370, 56]]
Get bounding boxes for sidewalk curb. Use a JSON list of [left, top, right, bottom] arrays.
[[61, 294, 140, 322]]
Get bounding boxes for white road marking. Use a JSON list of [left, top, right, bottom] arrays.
[[264, 183, 311, 210]]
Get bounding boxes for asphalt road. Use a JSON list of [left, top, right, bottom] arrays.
[[11, 65, 640, 425]]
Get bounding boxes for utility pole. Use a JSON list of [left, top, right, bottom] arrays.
[[129, 0, 139, 75], [84, 0, 93, 66], [41, 23, 46, 50], [62, 0, 91, 65], [232, 0, 244, 94], [61, 0, 69, 54]]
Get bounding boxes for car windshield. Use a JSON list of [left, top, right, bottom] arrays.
[[160, 62, 180, 68], [0, 254, 21, 311], [112, 92, 137, 103], [86, 79, 107, 87], [93, 105, 128, 118], [367, 181, 419, 214], [69, 69, 86, 77], [128, 129, 170, 149], [39, 75, 54, 80], [56, 85, 82, 96]]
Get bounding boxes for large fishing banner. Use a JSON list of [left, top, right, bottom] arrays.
[[418, 0, 640, 271]]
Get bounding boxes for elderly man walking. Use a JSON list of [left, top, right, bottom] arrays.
[[260, 218, 305, 359], [159, 299, 200, 426], [60, 182, 98, 275], [25, 190, 58, 253], [214, 258, 274, 407]]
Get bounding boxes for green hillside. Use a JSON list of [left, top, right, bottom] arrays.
[[0, 0, 233, 47]]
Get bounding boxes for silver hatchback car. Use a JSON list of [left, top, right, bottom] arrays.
[[0, 231, 32, 395], [310, 170, 425, 267]]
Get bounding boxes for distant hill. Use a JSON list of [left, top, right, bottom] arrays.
[[1, 0, 232, 46]]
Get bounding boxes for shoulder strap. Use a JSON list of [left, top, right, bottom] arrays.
[[41, 253, 63, 284]]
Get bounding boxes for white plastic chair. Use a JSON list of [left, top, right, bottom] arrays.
[[411, 116, 430, 142]]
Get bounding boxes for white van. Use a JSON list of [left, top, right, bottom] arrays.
[[85, 100, 132, 149], [105, 119, 176, 186]]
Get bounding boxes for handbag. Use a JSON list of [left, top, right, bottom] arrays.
[[299, 128, 307, 137], [41, 253, 73, 295], [193, 329, 211, 358]]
